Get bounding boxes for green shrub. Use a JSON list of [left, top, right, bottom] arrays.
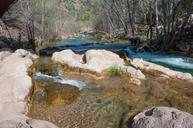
[[109, 66, 126, 75], [79, 9, 93, 21]]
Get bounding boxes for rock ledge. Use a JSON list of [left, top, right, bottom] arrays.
[[131, 58, 193, 82], [0, 49, 57, 128], [52, 49, 145, 85]]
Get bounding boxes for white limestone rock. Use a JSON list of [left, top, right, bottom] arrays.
[[52, 49, 86, 69], [85, 50, 125, 73], [131, 58, 193, 82], [52, 49, 146, 85], [126, 66, 145, 80], [0, 49, 57, 128], [52, 49, 125, 73]]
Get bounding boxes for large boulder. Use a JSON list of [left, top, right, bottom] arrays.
[[132, 107, 193, 128], [84, 50, 125, 73], [52, 49, 125, 73], [0, 49, 57, 128], [52, 49, 86, 70], [15, 49, 38, 59], [52, 49, 145, 84], [130, 58, 193, 81]]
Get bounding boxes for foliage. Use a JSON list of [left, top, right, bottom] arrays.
[[65, 3, 76, 16], [108, 66, 126, 75], [79, 10, 93, 21], [2, 0, 192, 51]]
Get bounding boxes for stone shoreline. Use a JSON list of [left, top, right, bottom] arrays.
[[0, 49, 57, 127], [130, 58, 193, 82], [52, 49, 145, 85], [0, 48, 193, 128]]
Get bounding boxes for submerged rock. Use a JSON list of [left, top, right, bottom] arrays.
[[132, 107, 193, 128], [130, 78, 141, 85], [130, 58, 193, 82], [0, 49, 57, 127], [52, 49, 145, 84]]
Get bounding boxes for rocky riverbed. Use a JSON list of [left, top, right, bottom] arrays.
[[0, 48, 192, 128], [27, 49, 193, 128]]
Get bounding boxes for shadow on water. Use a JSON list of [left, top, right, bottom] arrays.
[[39, 35, 130, 56]]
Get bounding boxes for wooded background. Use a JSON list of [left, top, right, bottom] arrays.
[[0, 0, 193, 52]]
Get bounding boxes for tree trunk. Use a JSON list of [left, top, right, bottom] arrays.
[[155, 0, 159, 39]]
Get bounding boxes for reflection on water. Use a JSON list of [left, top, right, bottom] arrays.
[[39, 34, 130, 56], [47, 34, 94, 47], [28, 57, 193, 128]]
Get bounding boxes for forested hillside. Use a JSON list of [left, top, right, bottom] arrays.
[[0, 0, 95, 50], [0, 0, 193, 53]]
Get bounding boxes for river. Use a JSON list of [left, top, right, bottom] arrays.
[[40, 34, 193, 74], [28, 34, 193, 128]]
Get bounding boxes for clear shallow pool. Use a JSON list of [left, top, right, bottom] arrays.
[[27, 34, 193, 127], [28, 57, 193, 128]]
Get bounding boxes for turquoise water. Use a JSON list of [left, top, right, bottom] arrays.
[[48, 34, 95, 47], [40, 35, 129, 55], [126, 47, 193, 75], [45, 35, 193, 75]]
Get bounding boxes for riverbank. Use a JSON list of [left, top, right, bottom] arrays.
[[0, 49, 57, 127]]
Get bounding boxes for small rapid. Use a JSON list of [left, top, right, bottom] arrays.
[[34, 72, 86, 90], [126, 46, 193, 74], [32, 57, 86, 90]]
